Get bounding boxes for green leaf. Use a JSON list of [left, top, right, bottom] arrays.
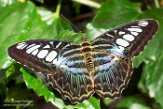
[[21, 67, 66, 109], [0, 1, 73, 69], [144, 51, 163, 108], [75, 97, 100, 109], [141, 8, 163, 108], [21, 67, 100, 109], [0, 0, 16, 6], [86, 23, 107, 40], [132, 36, 160, 68], [92, 0, 141, 28], [117, 97, 150, 109], [58, 30, 85, 43]]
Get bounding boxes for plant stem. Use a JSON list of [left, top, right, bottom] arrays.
[[54, 0, 61, 17], [72, 0, 101, 9], [154, 0, 160, 8]]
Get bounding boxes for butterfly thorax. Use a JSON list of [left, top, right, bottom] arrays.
[[81, 39, 95, 76]]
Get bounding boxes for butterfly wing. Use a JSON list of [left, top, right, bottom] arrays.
[[8, 39, 94, 103], [92, 20, 158, 98], [8, 40, 69, 73], [92, 19, 158, 58]]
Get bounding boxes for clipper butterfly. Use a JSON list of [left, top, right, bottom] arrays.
[[8, 19, 158, 103]]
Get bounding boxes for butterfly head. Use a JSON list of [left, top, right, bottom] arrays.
[[82, 37, 88, 42]]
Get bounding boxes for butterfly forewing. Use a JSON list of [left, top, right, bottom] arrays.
[[93, 20, 158, 58], [8, 19, 158, 104], [8, 40, 69, 73]]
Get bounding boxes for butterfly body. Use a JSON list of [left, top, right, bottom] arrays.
[[8, 19, 158, 103]]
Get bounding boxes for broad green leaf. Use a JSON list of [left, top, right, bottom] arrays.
[[21, 67, 65, 109], [0, 1, 73, 68], [86, 23, 107, 40], [74, 97, 100, 109], [0, 0, 16, 6], [92, 0, 141, 29], [132, 36, 160, 68], [142, 8, 163, 108], [144, 51, 163, 108], [117, 97, 150, 109], [103, 99, 113, 106], [21, 68, 100, 109], [58, 30, 85, 43]]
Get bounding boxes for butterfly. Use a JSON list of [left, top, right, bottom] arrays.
[[8, 19, 158, 104]]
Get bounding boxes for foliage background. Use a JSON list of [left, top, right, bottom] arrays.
[[0, 0, 163, 109]]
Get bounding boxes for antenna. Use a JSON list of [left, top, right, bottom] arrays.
[[60, 14, 81, 33]]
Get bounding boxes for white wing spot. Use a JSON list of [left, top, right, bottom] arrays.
[[43, 45, 50, 48], [56, 42, 62, 48], [26, 45, 41, 54], [131, 26, 139, 28], [123, 34, 135, 41], [26, 44, 36, 49], [46, 51, 57, 62], [131, 32, 139, 36], [116, 38, 129, 47], [118, 31, 125, 35], [127, 28, 142, 32], [138, 20, 148, 27], [31, 49, 39, 56], [49, 41, 54, 45], [53, 58, 60, 65], [16, 42, 27, 49], [37, 50, 49, 59]]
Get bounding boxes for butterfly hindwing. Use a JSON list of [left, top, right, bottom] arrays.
[[93, 53, 132, 98]]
